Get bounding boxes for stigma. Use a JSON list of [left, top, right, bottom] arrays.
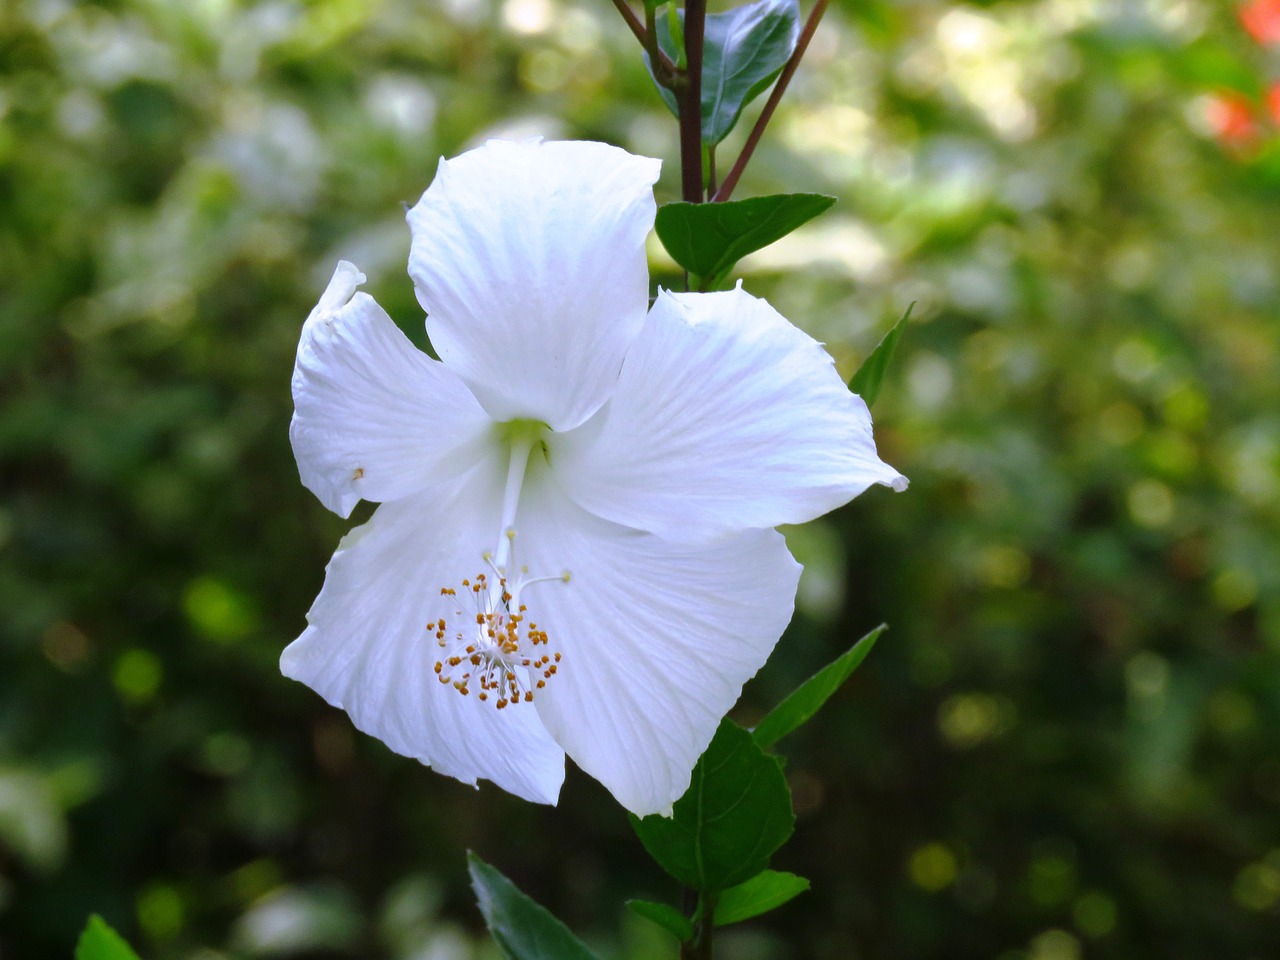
[[429, 547, 569, 709]]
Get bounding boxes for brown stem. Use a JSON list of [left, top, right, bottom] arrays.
[[677, 0, 707, 203], [677, 891, 717, 960], [611, 0, 678, 79], [713, 0, 830, 203], [706, 145, 717, 200], [697, 893, 717, 959], [696, 916, 714, 960], [610, 0, 647, 45]]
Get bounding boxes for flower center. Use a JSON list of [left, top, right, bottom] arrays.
[[430, 426, 568, 709], [431, 562, 565, 708]]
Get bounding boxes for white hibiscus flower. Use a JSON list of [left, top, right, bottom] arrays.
[[282, 139, 906, 817]]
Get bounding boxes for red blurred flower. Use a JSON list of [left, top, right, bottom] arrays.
[[1206, 92, 1259, 146], [1269, 83, 1280, 124], [1240, 0, 1280, 44]]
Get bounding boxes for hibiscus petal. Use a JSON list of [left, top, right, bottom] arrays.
[[280, 465, 566, 804], [513, 467, 800, 816], [406, 139, 660, 432], [291, 261, 494, 518], [550, 287, 908, 542]]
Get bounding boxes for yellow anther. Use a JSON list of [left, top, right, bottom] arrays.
[[429, 558, 567, 710]]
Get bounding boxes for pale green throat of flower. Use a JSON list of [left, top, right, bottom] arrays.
[[432, 419, 570, 710]]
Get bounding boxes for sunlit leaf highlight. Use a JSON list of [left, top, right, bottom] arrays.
[[848, 305, 913, 408], [655, 193, 835, 288], [75, 916, 143, 960], [712, 870, 810, 925]]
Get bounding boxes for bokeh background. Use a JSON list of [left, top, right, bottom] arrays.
[[3, 0, 1279, 957]]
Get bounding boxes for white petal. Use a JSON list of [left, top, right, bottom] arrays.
[[512, 467, 800, 816], [407, 139, 660, 431], [550, 287, 908, 542], [291, 261, 494, 518], [280, 464, 566, 804]]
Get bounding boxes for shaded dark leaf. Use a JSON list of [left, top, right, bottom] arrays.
[[631, 720, 794, 892], [469, 853, 601, 960]]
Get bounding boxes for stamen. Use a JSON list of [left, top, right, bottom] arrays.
[[427, 547, 569, 709], [429, 428, 569, 709]]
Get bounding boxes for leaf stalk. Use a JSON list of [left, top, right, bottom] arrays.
[[713, 0, 830, 203], [610, 0, 678, 79]]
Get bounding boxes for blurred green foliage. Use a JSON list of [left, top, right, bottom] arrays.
[[2, 0, 1279, 958]]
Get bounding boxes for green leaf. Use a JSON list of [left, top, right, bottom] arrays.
[[75, 916, 143, 960], [631, 720, 794, 892], [713, 870, 810, 926], [626, 899, 693, 941], [752, 625, 886, 750], [647, 0, 801, 144], [655, 193, 835, 288], [848, 305, 913, 408], [468, 853, 601, 960]]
